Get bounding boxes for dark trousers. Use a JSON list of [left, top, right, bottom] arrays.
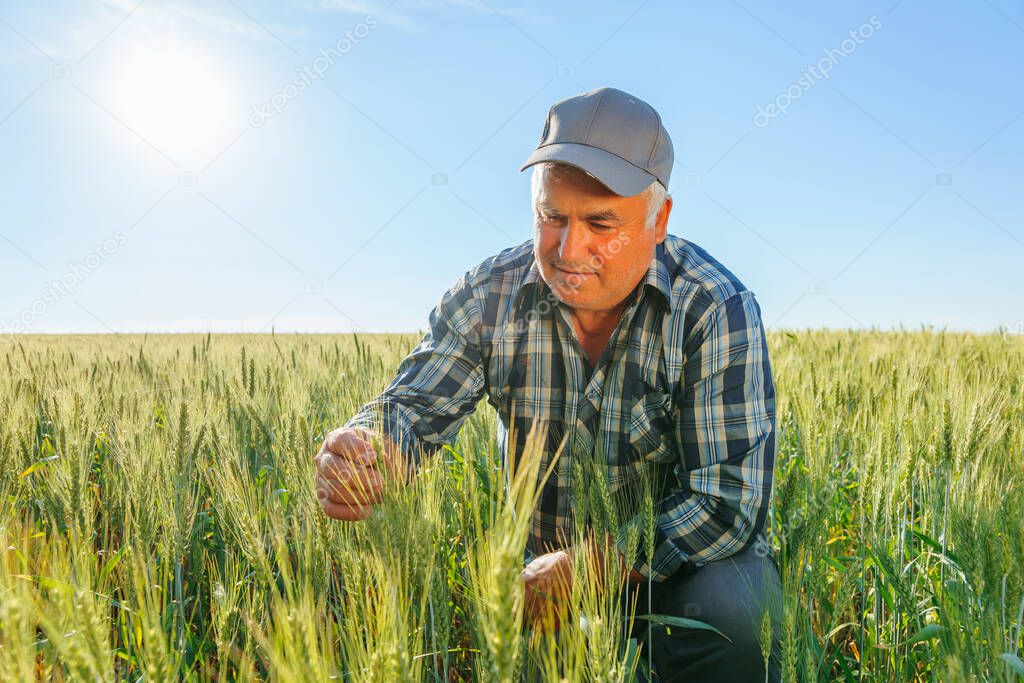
[[627, 545, 783, 682]]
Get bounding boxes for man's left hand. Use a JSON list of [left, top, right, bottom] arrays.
[[520, 549, 572, 631], [520, 533, 646, 631], [573, 531, 646, 587]]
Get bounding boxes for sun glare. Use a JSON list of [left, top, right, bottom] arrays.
[[102, 40, 236, 165]]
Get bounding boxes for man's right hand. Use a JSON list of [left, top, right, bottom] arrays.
[[314, 427, 389, 521]]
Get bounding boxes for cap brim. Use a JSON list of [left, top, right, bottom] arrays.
[[519, 142, 657, 197]]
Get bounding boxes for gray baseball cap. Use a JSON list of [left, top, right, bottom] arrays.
[[519, 86, 673, 196]]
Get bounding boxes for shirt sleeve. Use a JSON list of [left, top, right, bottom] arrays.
[[344, 272, 487, 471], [617, 289, 777, 582]]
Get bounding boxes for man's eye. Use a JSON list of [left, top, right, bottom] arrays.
[[590, 223, 613, 231]]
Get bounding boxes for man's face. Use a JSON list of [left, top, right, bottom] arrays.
[[532, 164, 670, 314]]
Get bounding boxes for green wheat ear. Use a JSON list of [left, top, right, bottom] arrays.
[[370, 434, 384, 460], [759, 607, 773, 681]]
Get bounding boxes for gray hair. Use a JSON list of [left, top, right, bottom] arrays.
[[530, 161, 669, 230]]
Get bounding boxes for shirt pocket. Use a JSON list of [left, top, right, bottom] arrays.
[[628, 390, 677, 464], [490, 354, 526, 415]]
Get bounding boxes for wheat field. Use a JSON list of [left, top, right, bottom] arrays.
[[0, 331, 1021, 681]]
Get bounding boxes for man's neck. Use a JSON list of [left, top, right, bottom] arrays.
[[569, 281, 642, 336], [569, 299, 630, 370], [571, 303, 626, 338]]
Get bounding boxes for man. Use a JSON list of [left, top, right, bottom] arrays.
[[314, 86, 782, 680]]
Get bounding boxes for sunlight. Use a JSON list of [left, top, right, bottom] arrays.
[[102, 39, 236, 165]]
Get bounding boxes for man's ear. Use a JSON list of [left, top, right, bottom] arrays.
[[655, 195, 673, 244]]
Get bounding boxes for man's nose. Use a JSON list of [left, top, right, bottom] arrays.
[[558, 221, 591, 264]]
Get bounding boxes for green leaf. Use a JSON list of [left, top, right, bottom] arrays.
[[824, 555, 847, 573], [99, 545, 126, 587], [633, 614, 732, 643], [905, 624, 944, 646], [824, 622, 860, 641], [623, 637, 644, 682], [18, 455, 59, 478], [911, 528, 961, 565], [1000, 653, 1024, 678], [875, 578, 895, 612], [834, 648, 857, 683]]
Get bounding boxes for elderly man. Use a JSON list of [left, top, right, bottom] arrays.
[[315, 86, 781, 680]]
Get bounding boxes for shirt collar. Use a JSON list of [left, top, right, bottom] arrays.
[[514, 241, 672, 314]]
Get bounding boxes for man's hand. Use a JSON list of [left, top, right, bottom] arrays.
[[575, 531, 647, 586], [519, 534, 646, 632], [520, 550, 572, 632], [314, 427, 406, 521]]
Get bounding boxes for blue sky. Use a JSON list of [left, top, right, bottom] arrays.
[[1, 0, 1021, 334]]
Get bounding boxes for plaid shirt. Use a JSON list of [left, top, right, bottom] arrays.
[[345, 235, 776, 582]]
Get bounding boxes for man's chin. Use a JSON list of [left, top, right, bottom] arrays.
[[550, 283, 600, 308], [552, 270, 597, 289]]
